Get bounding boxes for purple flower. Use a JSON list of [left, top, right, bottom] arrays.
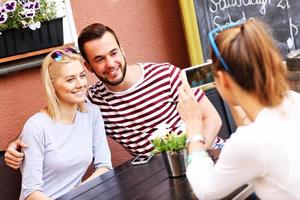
[[0, 12, 8, 24], [26, 11, 35, 18], [24, 2, 34, 10], [34, 0, 40, 10], [0, 0, 59, 31], [3, 0, 17, 12]]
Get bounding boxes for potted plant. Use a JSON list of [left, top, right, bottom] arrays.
[[0, 0, 65, 58], [149, 123, 187, 177]]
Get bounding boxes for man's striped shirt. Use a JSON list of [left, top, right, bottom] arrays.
[[87, 62, 204, 155]]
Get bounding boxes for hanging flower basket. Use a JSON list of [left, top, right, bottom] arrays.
[[0, 17, 63, 58], [0, 0, 65, 58]]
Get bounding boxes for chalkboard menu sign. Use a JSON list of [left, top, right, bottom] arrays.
[[194, 0, 300, 60]]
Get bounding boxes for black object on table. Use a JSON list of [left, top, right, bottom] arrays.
[[57, 154, 252, 200]]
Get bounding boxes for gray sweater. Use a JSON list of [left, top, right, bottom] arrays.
[[20, 103, 112, 199]]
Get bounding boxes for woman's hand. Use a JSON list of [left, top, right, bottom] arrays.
[[177, 79, 204, 137]]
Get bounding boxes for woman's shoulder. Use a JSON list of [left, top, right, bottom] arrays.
[[261, 90, 300, 122], [25, 111, 51, 127], [81, 102, 102, 120], [21, 112, 50, 139], [84, 102, 100, 113]]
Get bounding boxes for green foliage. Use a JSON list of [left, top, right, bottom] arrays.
[[0, 0, 58, 31], [151, 133, 187, 154], [36, 0, 57, 23]]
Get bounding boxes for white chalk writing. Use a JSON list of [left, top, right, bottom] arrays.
[[209, 0, 271, 15], [277, 0, 291, 9], [213, 11, 246, 28], [288, 17, 298, 50], [207, 0, 299, 52]]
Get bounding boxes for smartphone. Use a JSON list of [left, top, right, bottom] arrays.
[[131, 155, 153, 165], [181, 61, 214, 90]]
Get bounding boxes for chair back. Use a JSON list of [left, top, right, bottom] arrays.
[[205, 88, 237, 139]]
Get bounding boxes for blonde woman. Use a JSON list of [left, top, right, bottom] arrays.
[[178, 20, 300, 199], [19, 48, 112, 200]]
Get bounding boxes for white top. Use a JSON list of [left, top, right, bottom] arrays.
[[187, 91, 300, 200], [20, 103, 112, 199]]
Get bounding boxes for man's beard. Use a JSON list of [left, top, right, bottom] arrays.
[[95, 55, 127, 86]]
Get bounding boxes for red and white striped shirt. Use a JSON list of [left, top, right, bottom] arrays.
[[87, 62, 204, 155]]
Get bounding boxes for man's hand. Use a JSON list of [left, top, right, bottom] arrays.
[[4, 138, 28, 169]]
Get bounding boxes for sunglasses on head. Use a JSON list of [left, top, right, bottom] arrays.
[[50, 47, 78, 61], [208, 20, 244, 73]]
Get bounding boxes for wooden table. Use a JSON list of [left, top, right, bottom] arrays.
[[57, 154, 253, 200]]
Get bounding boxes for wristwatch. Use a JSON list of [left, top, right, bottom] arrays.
[[186, 134, 205, 146]]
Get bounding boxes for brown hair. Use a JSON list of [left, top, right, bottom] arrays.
[[78, 23, 120, 62], [211, 19, 289, 107]]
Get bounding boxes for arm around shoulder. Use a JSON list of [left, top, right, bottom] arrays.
[[5, 135, 28, 169]]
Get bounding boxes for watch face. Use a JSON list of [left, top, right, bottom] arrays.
[[187, 134, 205, 144]]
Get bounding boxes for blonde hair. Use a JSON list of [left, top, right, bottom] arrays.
[[41, 49, 86, 119], [211, 19, 289, 107]]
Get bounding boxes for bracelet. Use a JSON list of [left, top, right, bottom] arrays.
[[186, 134, 205, 146], [186, 150, 209, 165]]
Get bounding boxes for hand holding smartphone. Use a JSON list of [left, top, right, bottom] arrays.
[[131, 155, 153, 165], [181, 61, 214, 89]]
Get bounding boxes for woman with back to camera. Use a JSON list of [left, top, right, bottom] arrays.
[[19, 48, 112, 200], [177, 19, 300, 199]]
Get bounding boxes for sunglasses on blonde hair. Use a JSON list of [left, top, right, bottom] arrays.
[[50, 47, 78, 61], [208, 20, 244, 72]]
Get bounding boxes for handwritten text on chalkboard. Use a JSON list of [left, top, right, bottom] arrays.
[[194, 0, 300, 59]]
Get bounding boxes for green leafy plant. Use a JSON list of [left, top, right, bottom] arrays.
[[0, 0, 63, 31], [149, 123, 186, 153], [151, 132, 186, 153]]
